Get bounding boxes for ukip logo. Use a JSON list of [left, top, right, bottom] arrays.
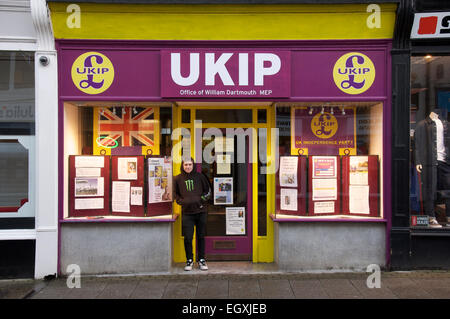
[[333, 52, 375, 95], [71, 52, 115, 95], [311, 112, 338, 139]]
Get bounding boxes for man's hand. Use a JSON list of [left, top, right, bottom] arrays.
[[416, 164, 422, 173]]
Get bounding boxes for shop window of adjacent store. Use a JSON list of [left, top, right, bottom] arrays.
[[275, 102, 383, 219], [0, 51, 35, 225], [63, 103, 173, 219], [411, 55, 450, 229]]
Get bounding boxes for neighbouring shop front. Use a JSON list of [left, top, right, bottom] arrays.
[[48, 1, 397, 275], [0, 0, 57, 279], [391, 0, 450, 269]]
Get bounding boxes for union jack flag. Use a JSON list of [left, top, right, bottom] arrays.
[[97, 106, 155, 148]]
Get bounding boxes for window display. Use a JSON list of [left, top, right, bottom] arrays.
[[64, 103, 172, 219], [411, 55, 450, 228], [275, 102, 383, 219]]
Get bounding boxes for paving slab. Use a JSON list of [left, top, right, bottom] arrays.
[[382, 278, 434, 299], [319, 279, 363, 299], [289, 279, 329, 299], [228, 280, 261, 299], [129, 279, 168, 299], [163, 279, 198, 299], [96, 278, 139, 299], [195, 279, 228, 299], [350, 279, 398, 299], [259, 279, 294, 299]]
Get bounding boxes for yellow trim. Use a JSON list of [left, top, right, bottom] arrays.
[[172, 104, 274, 263], [49, 3, 396, 40]]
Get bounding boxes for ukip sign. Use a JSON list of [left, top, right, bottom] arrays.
[[161, 50, 291, 98], [292, 107, 356, 156]]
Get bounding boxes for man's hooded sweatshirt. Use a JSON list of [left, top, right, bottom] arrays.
[[174, 163, 211, 214]]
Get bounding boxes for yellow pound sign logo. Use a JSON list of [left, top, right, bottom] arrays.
[[71, 52, 115, 95], [311, 112, 338, 139], [333, 52, 375, 95]]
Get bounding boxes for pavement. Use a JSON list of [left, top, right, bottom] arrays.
[[1, 262, 450, 299]]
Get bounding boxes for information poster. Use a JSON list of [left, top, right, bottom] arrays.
[[312, 178, 337, 201], [74, 177, 104, 197], [215, 137, 234, 153], [349, 156, 369, 185], [279, 156, 298, 187], [349, 185, 370, 214], [112, 181, 130, 213], [216, 154, 231, 175], [314, 201, 335, 214], [312, 156, 337, 178], [131, 187, 143, 206], [117, 157, 138, 180], [280, 188, 298, 211], [214, 177, 233, 205], [74, 198, 104, 210], [75, 156, 104, 168], [148, 157, 173, 203], [226, 207, 245, 235]]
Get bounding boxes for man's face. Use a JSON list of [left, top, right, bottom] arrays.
[[183, 161, 193, 173]]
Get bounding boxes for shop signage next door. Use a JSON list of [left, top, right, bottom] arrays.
[[198, 129, 252, 261]]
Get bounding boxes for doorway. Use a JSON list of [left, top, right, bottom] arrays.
[[198, 130, 252, 260], [173, 105, 274, 264]]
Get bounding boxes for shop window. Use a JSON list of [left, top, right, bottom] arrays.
[[257, 109, 267, 123], [196, 109, 252, 123], [63, 103, 173, 219], [275, 103, 383, 219], [0, 52, 35, 226], [410, 55, 450, 229]]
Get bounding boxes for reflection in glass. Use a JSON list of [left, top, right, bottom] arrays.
[[0, 140, 28, 208]]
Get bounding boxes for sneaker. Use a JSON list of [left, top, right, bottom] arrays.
[[184, 259, 193, 271], [198, 259, 208, 271], [429, 217, 442, 228]]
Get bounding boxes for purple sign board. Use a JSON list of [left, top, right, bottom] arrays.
[[160, 50, 291, 98], [58, 41, 389, 100]]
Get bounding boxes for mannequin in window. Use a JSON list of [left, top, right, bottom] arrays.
[[415, 109, 450, 227]]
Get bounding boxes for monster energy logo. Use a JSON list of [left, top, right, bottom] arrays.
[[185, 180, 194, 191]]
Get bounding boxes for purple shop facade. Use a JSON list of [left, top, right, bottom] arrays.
[[56, 39, 393, 267]]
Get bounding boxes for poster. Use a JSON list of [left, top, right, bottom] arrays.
[[226, 207, 246, 235], [312, 178, 337, 201], [293, 107, 356, 155], [349, 185, 370, 214], [280, 188, 298, 211], [214, 177, 233, 205], [76, 167, 101, 177], [74, 198, 104, 210], [75, 156, 104, 168], [312, 156, 337, 178], [131, 187, 143, 206], [314, 201, 335, 214], [215, 137, 234, 153], [74, 177, 104, 197], [216, 154, 231, 175], [112, 181, 130, 213], [118, 157, 138, 180], [349, 156, 369, 185], [148, 157, 172, 203], [279, 156, 298, 187]]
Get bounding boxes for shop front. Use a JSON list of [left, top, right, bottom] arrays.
[[49, 2, 397, 275], [391, 0, 450, 269]]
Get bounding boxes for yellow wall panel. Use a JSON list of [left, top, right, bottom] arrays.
[[50, 3, 396, 40]]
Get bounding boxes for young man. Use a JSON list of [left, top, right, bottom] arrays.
[[174, 158, 211, 271]]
